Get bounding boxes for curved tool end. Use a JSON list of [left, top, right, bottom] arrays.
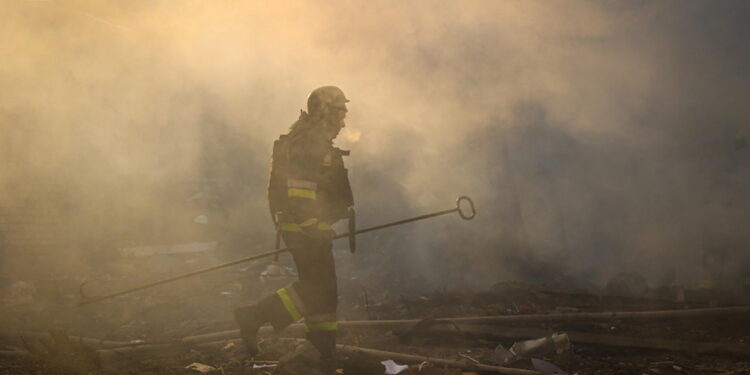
[[79, 279, 93, 299], [456, 196, 476, 220], [77, 280, 96, 307]]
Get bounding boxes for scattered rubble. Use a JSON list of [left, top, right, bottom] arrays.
[[2, 278, 749, 374], [530, 358, 565, 374], [493, 333, 570, 365], [381, 359, 408, 374], [185, 362, 219, 373]]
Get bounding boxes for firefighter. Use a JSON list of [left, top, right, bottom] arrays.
[[234, 86, 354, 360]]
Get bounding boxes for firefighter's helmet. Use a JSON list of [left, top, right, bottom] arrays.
[[307, 86, 349, 116]]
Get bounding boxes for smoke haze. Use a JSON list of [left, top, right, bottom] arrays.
[[1, 0, 749, 294]]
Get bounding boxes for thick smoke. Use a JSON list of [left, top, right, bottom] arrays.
[[1, 1, 749, 295]]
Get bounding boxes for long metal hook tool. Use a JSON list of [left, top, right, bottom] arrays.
[[78, 196, 475, 307]]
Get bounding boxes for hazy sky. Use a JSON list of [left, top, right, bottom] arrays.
[[1, 0, 749, 289]]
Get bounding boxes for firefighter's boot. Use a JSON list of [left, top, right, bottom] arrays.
[[233, 305, 263, 356], [234, 293, 295, 356], [307, 330, 336, 361]]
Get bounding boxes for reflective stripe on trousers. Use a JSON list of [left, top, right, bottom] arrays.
[[305, 313, 338, 332], [276, 287, 337, 332], [276, 287, 305, 321]]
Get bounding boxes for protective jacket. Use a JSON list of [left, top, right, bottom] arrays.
[[268, 111, 354, 234]]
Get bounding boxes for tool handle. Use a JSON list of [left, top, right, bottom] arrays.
[[78, 196, 476, 306]]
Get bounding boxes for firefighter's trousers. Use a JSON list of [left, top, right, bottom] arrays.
[[235, 231, 338, 357]]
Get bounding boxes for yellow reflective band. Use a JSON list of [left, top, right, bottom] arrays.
[[280, 220, 330, 232], [280, 223, 301, 232], [288, 188, 316, 199], [276, 288, 303, 321], [299, 218, 319, 227], [305, 321, 338, 332]]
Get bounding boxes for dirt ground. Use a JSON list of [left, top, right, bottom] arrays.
[[2, 264, 750, 375]]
